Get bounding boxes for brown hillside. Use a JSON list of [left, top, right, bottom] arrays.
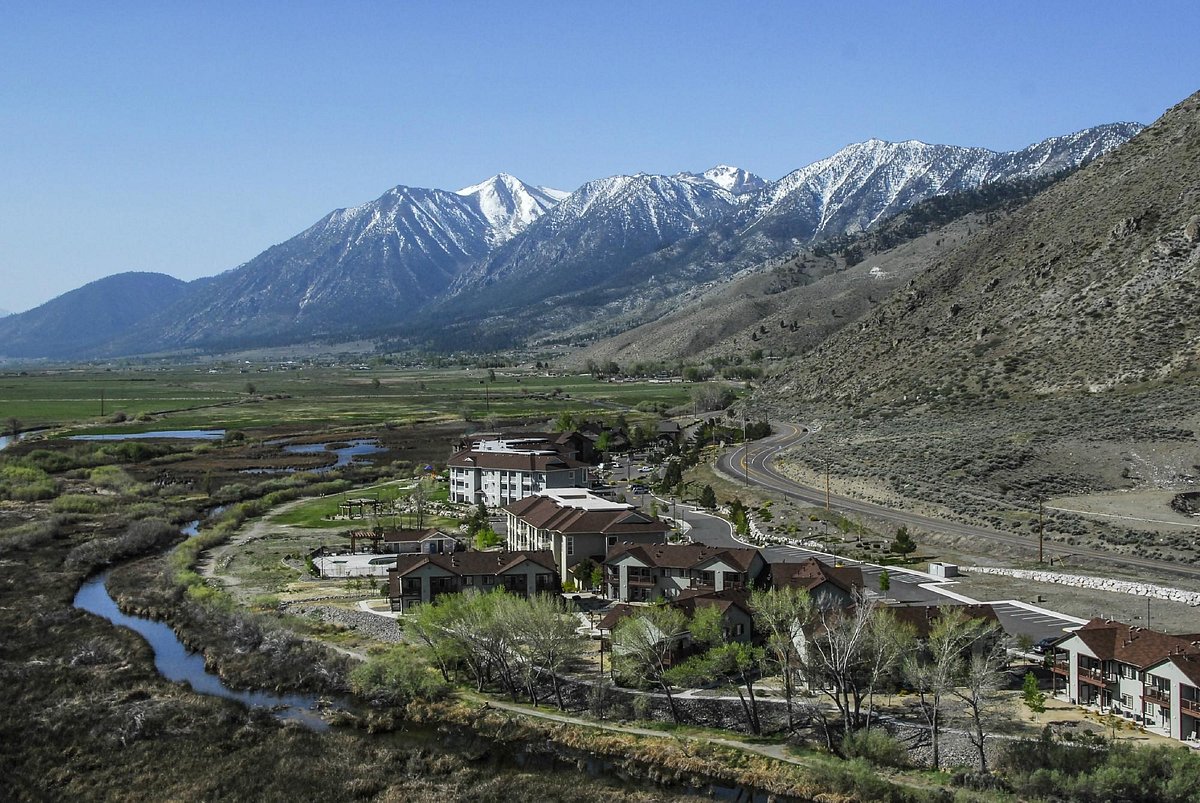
[[766, 90, 1200, 407]]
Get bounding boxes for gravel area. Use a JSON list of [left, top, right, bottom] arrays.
[[289, 603, 405, 643]]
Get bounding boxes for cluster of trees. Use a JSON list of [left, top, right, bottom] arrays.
[[461, 502, 501, 549], [409, 590, 583, 709], [610, 588, 1011, 770]]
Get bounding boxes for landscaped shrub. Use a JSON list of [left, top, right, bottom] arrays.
[[841, 728, 910, 768]]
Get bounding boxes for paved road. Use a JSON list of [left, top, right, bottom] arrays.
[[717, 422, 1200, 584]]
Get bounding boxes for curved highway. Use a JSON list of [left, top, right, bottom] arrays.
[[717, 422, 1200, 583]]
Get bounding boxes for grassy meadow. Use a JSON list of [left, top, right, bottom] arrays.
[[1, 363, 696, 434]]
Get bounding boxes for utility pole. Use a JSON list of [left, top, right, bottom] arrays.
[[742, 408, 749, 485], [825, 459, 831, 512], [99, 388, 105, 417], [1037, 498, 1045, 564]]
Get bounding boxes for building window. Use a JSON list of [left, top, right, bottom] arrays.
[[735, 623, 745, 636], [566, 536, 574, 556]]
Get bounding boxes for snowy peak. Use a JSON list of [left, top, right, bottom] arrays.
[[455, 173, 567, 245], [696, 164, 768, 195]]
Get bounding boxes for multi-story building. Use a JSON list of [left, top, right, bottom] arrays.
[[504, 489, 669, 577], [1051, 617, 1200, 744], [448, 435, 591, 506], [604, 543, 765, 602], [386, 550, 558, 612]]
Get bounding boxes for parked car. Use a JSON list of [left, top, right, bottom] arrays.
[[630, 483, 650, 495], [1032, 636, 1060, 654]]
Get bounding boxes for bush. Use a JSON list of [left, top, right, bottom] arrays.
[[349, 647, 450, 707], [841, 728, 910, 769], [52, 493, 114, 514], [0, 464, 59, 501], [64, 519, 179, 572]]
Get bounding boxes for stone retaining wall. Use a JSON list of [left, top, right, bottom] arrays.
[[968, 567, 1200, 606]]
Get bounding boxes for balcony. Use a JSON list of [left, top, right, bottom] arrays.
[[1182, 697, 1200, 716], [1079, 666, 1114, 687], [1144, 685, 1171, 706], [1051, 658, 1070, 677]]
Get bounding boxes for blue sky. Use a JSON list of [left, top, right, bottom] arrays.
[[2, 1, 1197, 313]]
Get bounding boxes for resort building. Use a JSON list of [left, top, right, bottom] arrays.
[[448, 435, 591, 506], [503, 489, 670, 576], [386, 550, 558, 613], [1051, 617, 1200, 744], [604, 543, 764, 603]]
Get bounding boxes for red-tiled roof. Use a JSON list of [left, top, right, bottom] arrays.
[[387, 550, 556, 578]]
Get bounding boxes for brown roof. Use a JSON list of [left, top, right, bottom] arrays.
[[379, 528, 448, 543], [597, 603, 636, 631], [672, 588, 753, 619], [606, 543, 760, 572], [769, 558, 863, 595], [1152, 651, 1200, 687], [505, 495, 670, 538], [447, 448, 587, 472], [883, 603, 1001, 640], [387, 550, 556, 578], [1071, 618, 1200, 670]]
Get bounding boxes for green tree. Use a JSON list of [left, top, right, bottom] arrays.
[[699, 484, 718, 510], [890, 526, 916, 557], [612, 606, 690, 723], [878, 569, 891, 593], [474, 525, 502, 550], [1022, 670, 1046, 722], [349, 646, 450, 706], [571, 558, 597, 590], [750, 586, 812, 731]]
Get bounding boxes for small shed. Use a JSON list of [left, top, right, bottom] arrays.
[[928, 561, 959, 579]]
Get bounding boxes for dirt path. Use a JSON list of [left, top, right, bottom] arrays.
[[195, 497, 311, 587], [472, 696, 799, 764]]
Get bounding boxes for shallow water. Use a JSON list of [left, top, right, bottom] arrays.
[[69, 429, 227, 441], [72, 513, 333, 731]]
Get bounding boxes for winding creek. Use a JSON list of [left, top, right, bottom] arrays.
[[72, 514, 335, 731]]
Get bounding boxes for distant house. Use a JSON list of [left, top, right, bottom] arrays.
[[673, 588, 755, 643], [504, 489, 670, 576], [766, 558, 865, 610], [386, 550, 559, 612], [654, 420, 682, 446], [380, 528, 458, 555], [604, 543, 765, 603], [448, 434, 591, 506], [1051, 617, 1200, 743]]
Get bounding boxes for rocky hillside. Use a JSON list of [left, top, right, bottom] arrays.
[[762, 92, 1200, 409]]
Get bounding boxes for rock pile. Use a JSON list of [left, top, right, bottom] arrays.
[[968, 567, 1200, 606]]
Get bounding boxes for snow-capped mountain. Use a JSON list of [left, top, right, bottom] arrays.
[[114, 176, 567, 351], [5, 120, 1142, 357], [741, 122, 1145, 244], [455, 173, 568, 246], [446, 172, 740, 305], [693, 165, 768, 195]]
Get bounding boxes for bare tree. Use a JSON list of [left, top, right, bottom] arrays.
[[5, 417, 19, 439], [750, 585, 812, 731], [862, 607, 915, 733], [904, 606, 995, 771], [800, 591, 877, 742], [953, 628, 1009, 772]]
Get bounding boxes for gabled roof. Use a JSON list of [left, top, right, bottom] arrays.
[[387, 550, 556, 578], [447, 448, 587, 472], [883, 603, 1001, 640], [606, 542, 760, 572], [672, 588, 753, 619], [1068, 617, 1199, 670], [506, 493, 670, 537], [769, 558, 863, 595], [378, 528, 452, 544], [597, 603, 636, 631], [1148, 650, 1200, 687]]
